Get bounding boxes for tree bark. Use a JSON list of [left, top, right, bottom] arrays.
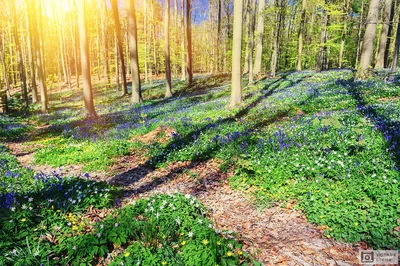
[[111, 0, 128, 95], [30, 0, 48, 112], [254, 0, 266, 74], [357, 0, 380, 79], [391, 15, 400, 72], [376, 0, 393, 68], [26, 8, 38, 103], [338, 0, 350, 68], [186, 0, 193, 85], [230, 0, 244, 107], [100, 0, 111, 88], [248, 0, 257, 84], [78, 0, 97, 118], [384, 0, 396, 67], [271, 0, 282, 77], [181, 0, 186, 80], [296, 0, 306, 71], [127, 0, 143, 103], [165, 0, 173, 97]]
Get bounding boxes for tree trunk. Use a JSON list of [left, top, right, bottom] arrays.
[[376, 0, 393, 68], [181, 0, 186, 80], [316, 5, 329, 72], [357, 0, 380, 79], [230, 0, 244, 107], [391, 15, 400, 72], [384, 0, 396, 67], [144, 0, 149, 83], [243, 0, 250, 74], [30, 0, 48, 112], [115, 34, 120, 89], [216, 0, 222, 72], [355, 0, 365, 68], [11, 1, 28, 107], [296, 0, 306, 71], [186, 0, 193, 85], [271, 0, 282, 77], [78, 0, 97, 118], [101, 0, 111, 88], [254, 0, 266, 74], [127, 0, 143, 103], [111, 0, 128, 95], [165, 0, 173, 97], [338, 0, 349, 68], [26, 9, 38, 103], [248, 0, 257, 84]]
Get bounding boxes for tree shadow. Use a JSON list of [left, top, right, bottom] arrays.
[[338, 78, 400, 170], [109, 73, 308, 197]]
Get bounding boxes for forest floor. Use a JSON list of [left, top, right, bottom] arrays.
[[1, 70, 399, 265]]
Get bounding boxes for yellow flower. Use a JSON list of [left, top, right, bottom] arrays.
[[201, 239, 209, 245], [354, 222, 358, 226], [161, 261, 167, 265], [216, 241, 221, 246], [181, 241, 186, 246], [319, 215, 324, 219], [226, 251, 233, 257], [237, 250, 243, 255], [21, 218, 26, 222], [72, 225, 78, 231], [42, 225, 47, 229], [326, 234, 331, 239], [162, 235, 166, 239], [124, 252, 130, 257]]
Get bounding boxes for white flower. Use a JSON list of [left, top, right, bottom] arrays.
[[21, 204, 27, 210], [188, 231, 193, 237], [208, 224, 212, 228], [185, 194, 191, 199], [28, 197, 33, 202], [372, 173, 376, 178], [175, 217, 181, 225], [72, 246, 76, 250], [198, 219, 203, 224], [156, 212, 160, 219], [11, 207, 15, 212]]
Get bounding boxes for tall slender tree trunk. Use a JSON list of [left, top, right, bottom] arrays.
[[101, 0, 110, 88], [384, 0, 396, 67], [243, 0, 250, 74], [230, 0, 244, 107], [254, 0, 266, 74], [78, 0, 97, 118], [151, 0, 159, 76], [127, 0, 143, 103], [111, 0, 128, 95], [376, 0, 393, 68], [391, 15, 400, 72], [11, 1, 28, 107], [30, 0, 48, 112], [316, 5, 329, 72], [181, 0, 186, 80], [271, 0, 282, 77], [26, 9, 38, 103], [165, 0, 173, 97], [296, 0, 306, 71], [115, 34, 120, 89], [355, 0, 365, 68], [338, 0, 349, 68], [186, 0, 193, 85], [144, 0, 149, 83], [357, 0, 380, 79], [248, 0, 256, 84]]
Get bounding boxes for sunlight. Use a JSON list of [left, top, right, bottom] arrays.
[[42, 0, 72, 18]]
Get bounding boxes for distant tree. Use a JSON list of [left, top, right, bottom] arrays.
[[254, 0, 265, 74], [230, 0, 243, 107], [29, 0, 48, 112], [186, 0, 193, 85], [391, 14, 400, 72], [375, 0, 393, 69], [78, 0, 97, 118], [165, 0, 173, 97], [111, 0, 128, 95], [357, 0, 380, 79], [296, 0, 306, 71], [248, 0, 256, 84], [127, 0, 143, 103]]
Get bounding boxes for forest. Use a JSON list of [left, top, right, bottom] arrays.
[[0, 0, 399, 265]]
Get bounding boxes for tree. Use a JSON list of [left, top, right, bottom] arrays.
[[127, 0, 143, 103], [181, 0, 186, 80], [384, 0, 396, 68], [296, 0, 306, 71], [357, 0, 380, 79], [230, 0, 244, 107], [111, 0, 128, 95], [186, 0, 193, 85], [391, 14, 400, 72], [26, 3, 37, 103], [254, 0, 266, 74], [165, 0, 173, 97], [30, 0, 48, 112], [375, 0, 393, 68], [78, 0, 97, 118], [248, 0, 256, 84], [338, 0, 350, 68]]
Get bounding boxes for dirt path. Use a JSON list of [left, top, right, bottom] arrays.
[[7, 141, 361, 265]]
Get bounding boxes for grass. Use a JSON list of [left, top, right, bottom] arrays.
[[1, 70, 399, 264]]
